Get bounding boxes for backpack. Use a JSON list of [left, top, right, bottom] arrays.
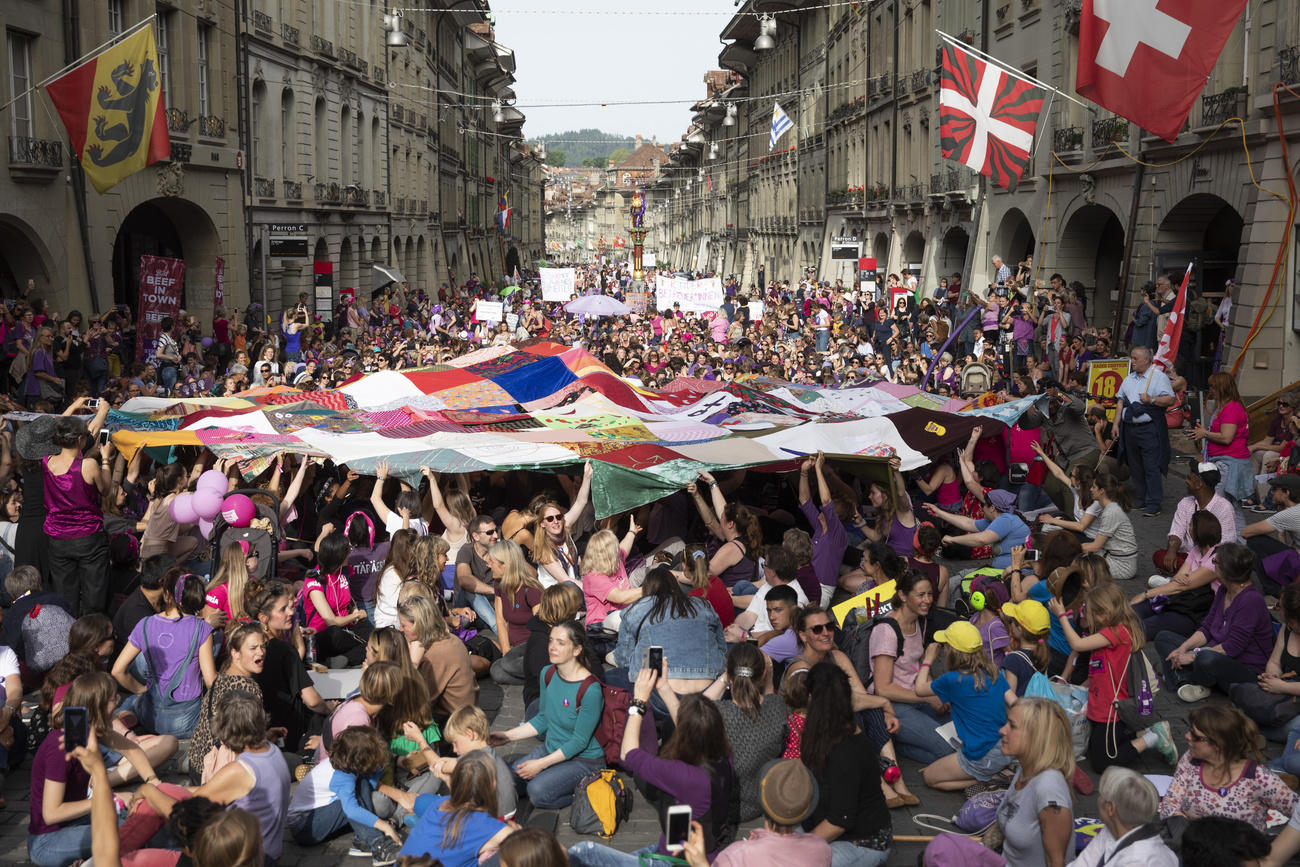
[[841, 609, 956, 689], [21, 602, 75, 673], [569, 768, 633, 838], [542, 665, 656, 767]]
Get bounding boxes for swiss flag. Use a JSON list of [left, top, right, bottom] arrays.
[[1076, 0, 1249, 142]]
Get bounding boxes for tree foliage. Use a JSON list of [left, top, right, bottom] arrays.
[[545, 149, 567, 167], [530, 129, 638, 167]]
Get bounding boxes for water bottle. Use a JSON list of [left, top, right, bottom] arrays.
[[1138, 677, 1154, 718], [305, 632, 316, 665]]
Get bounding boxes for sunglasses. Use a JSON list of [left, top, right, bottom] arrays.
[[805, 622, 832, 635], [542, 514, 564, 524], [479, 527, 499, 536]]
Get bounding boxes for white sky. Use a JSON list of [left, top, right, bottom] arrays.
[[490, 0, 736, 143]]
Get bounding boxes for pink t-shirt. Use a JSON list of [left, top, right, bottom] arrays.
[[867, 617, 924, 693], [583, 552, 630, 627], [1207, 401, 1250, 459], [300, 571, 354, 634], [204, 583, 232, 620]]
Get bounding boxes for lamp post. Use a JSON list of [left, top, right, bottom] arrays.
[[629, 186, 649, 284]]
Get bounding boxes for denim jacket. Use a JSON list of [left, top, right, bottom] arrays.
[[615, 596, 727, 680]]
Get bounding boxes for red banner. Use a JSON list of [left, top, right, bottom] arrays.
[[136, 254, 185, 362], [214, 257, 225, 310]]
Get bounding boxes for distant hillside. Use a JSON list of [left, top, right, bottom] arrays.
[[529, 129, 638, 167]]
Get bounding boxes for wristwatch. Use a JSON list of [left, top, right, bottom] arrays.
[[628, 699, 647, 716]]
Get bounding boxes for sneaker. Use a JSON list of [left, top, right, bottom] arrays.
[[1141, 509, 1163, 518], [1148, 575, 1172, 589], [371, 837, 400, 867], [1252, 503, 1274, 514], [347, 837, 373, 857], [1149, 720, 1179, 766], [1178, 683, 1212, 703]]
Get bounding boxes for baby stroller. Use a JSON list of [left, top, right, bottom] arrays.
[[203, 488, 283, 583]]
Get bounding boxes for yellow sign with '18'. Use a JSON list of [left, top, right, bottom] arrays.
[[1087, 359, 1131, 422]]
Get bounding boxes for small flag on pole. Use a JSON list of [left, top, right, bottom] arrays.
[[45, 25, 170, 193], [769, 102, 793, 151], [496, 191, 511, 231], [1153, 264, 1193, 373]]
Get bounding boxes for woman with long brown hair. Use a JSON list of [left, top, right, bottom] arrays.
[[399, 752, 513, 863], [374, 528, 417, 629], [1193, 371, 1254, 531], [687, 472, 763, 592]]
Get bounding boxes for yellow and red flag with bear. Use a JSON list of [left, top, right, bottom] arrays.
[[45, 25, 169, 193]]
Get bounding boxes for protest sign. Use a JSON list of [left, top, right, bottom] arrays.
[[540, 268, 576, 301]]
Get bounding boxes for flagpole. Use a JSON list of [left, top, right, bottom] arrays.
[[936, 29, 1095, 113], [0, 14, 156, 115]]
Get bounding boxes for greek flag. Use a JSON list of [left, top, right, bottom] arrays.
[[769, 102, 793, 151]]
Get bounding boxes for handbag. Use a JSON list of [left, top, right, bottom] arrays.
[[1228, 681, 1300, 728]]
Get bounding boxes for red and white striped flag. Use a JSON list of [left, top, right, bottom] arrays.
[[1153, 263, 1192, 372]]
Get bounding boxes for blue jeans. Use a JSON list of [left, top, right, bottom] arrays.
[[892, 701, 954, 764], [288, 800, 351, 846], [1268, 717, 1300, 775], [453, 589, 497, 632], [1132, 600, 1197, 642], [568, 842, 655, 867], [28, 817, 93, 867], [159, 364, 178, 392], [512, 743, 600, 809], [1014, 482, 1054, 513], [0, 717, 28, 773], [122, 689, 202, 739], [817, 329, 830, 352], [830, 842, 890, 867]]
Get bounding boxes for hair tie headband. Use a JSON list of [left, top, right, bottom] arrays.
[[690, 550, 707, 562], [733, 666, 754, 678]]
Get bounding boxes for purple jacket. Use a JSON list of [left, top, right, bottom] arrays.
[[1198, 583, 1273, 672]]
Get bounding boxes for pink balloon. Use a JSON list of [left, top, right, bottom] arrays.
[[197, 469, 228, 494], [192, 488, 224, 521], [221, 493, 256, 528], [198, 517, 215, 539], [169, 493, 199, 524]]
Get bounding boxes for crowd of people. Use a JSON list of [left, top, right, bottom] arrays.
[[0, 255, 1294, 867]]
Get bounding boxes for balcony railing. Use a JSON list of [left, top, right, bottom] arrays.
[[168, 142, 192, 162], [359, 59, 368, 77], [911, 69, 929, 92], [396, 196, 407, 213], [906, 182, 926, 201], [283, 179, 302, 200], [315, 181, 341, 204], [392, 104, 404, 124], [1282, 46, 1300, 86], [198, 115, 226, 138], [418, 199, 427, 213], [251, 9, 273, 34], [373, 190, 385, 208], [342, 185, 369, 207], [281, 23, 299, 44], [8, 135, 62, 168], [310, 34, 334, 57], [1201, 87, 1247, 127], [166, 107, 193, 133], [1091, 115, 1128, 149], [254, 176, 275, 198], [1053, 125, 1084, 152]]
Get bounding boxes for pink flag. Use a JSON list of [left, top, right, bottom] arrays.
[[1153, 263, 1192, 372]]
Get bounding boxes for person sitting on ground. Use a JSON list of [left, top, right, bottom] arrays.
[[1160, 704, 1298, 828], [1153, 461, 1236, 577], [398, 751, 513, 867], [413, 705, 516, 820], [724, 546, 808, 644], [580, 521, 642, 633], [1072, 767, 1177, 867], [1155, 543, 1274, 704], [1132, 510, 1220, 641], [680, 758, 832, 867]]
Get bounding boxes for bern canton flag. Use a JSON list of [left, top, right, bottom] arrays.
[[939, 42, 1043, 191], [769, 102, 793, 152], [45, 25, 170, 193]]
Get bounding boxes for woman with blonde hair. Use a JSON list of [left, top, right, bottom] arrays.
[[420, 467, 473, 588], [529, 464, 594, 586], [202, 540, 255, 628], [487, 539, 543, 684], [407, 534, 450, 593], [398, 594, 476, 722], [580, 520, 642, 632], [975, 698, 1075, 867]]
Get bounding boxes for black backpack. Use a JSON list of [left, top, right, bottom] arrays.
[[840, 610, 957, 689]]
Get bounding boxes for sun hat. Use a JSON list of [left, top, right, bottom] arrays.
[[758, 759, 819, 825]]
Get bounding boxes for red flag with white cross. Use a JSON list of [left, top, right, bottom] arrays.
[[939, 43, 1044, 191], [1076, 0, 1249, 142]]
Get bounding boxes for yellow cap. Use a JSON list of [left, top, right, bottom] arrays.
[[934, 620, 983, 654], [1002, 600, 1050, 635]]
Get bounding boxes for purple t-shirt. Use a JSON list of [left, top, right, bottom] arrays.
[[761, 629, 800, 663], [30, 729, 90, 836], [623, 747, 726, 856], [347, 542, 389, 604], [800, 500, 847, 589], [25, 347, 53, 397], [128, 614, 213, 702]]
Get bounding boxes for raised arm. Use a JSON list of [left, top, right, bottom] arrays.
[[688, 480, 724, 541], [369, 460, 395, 523], [280, 456, 311, 521], [564, 461, 593, 529], [421, 466, 465, 533], [1030, 440, 1071, 486], [813, 451, 832, 504], [797, 460, 813, 505]]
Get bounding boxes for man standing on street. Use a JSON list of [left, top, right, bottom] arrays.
[[1114, 346, 1176, 517]]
